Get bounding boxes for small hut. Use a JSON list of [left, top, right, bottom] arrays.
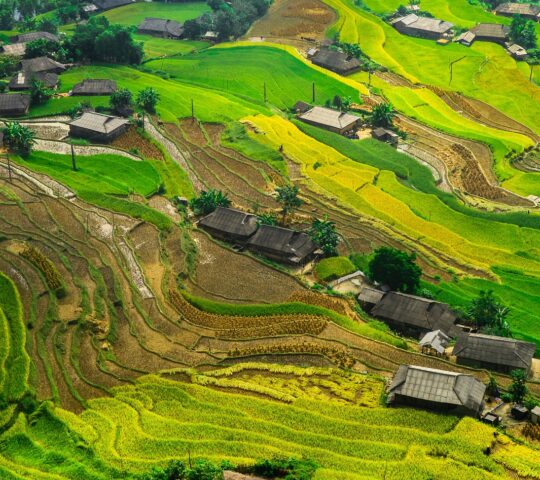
[[419, 330, 450, 356], [69, 112, 129, 143]]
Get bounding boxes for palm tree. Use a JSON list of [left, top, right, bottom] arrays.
[[275, 185, 303, 225], [3, 122, 35, 157], [370, 103, 396, 128], [136, 87, 160, 114]]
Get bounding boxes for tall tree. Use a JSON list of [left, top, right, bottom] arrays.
[[368, 247, 421, 293], [370, 102, 396, 128], [3, 122, 36, 157], [508, 369, 528, 404], [136, 87, 160, 114], [465, 290, 510, 334], [190, 189, 230, 215], [30, 79, 53, 105], [110, 88, 132, 113], [309, 216, 340, 256], [275, 185, 303, 225], [510, 15, 537, 49]]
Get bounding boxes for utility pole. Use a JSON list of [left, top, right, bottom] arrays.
[[6, 154, 12, 183], [191, 98, 194, 120], [312, 81, 315, 103], [263, 81, 267, 103], [71, 143, 77, 171]]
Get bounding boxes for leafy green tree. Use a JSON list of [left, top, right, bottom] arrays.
[[275, 185, 303, 225], [36, 17, 59, 34], [0, 2, 14, 30], [30, 79, 54, 105], [368, 247, 421, 293], [3, 122, 36, 157], [486, 375, 500, 398], [258, 213, 278, 226], [508, 369, 528, 404], [0, 55, 20, 79], [309, 216, 340, 256], [465, 290, 510, 332], [24, 39, 59, 59], [110, 88, 132, 113], [510, 15, 537, 49], [370, 102, 396, 127], [136, 87, 160, 114], [190, 189, 231, 215]]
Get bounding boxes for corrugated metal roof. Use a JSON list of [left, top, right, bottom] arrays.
[[388, 365, 485, 412], [13, 31, 59, 43], [9, 71, 58, 89], [453, 333, 535, 370], [470, 23, 509, 39], [392, 14, 454, 33], [311, 49, 361, 73], [358, 286, 385, 304], [419, 329, 450, 354], [20, 56, 65, 73], [69, 112, 129, 134], [0, 93, 30, 111], [495, 2, 540, 16], [247, 224, 317, 262], [299, 106, 359, 130]]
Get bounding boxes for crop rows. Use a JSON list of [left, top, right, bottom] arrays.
[[19, 245, 66, 299]]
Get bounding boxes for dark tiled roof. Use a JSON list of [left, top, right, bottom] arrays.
[[470, 23, 509, 39], [12, 31, 59, 43], [388, 365, 485, 413], [247, 224, 317, 263], [311, 49, 361, 73], [138, 17, 184, 37], [9, 71, 58, 90], [371, 291, 459, 335], [69, 112, 129, 134], [358, 286, 385, 304], [0, 93, 30, 112], [93, 0, 134, 10], [198, 207, 258, 239], [20, 56, 65, 73], [453, 333, 535, 370], [372, 127, 398, 139], [495, 2, 540, 16], [72, 79, 117, 95]]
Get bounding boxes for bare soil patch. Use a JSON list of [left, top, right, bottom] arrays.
[[111, 126, 164, 160], [248, 0, 336, 44]]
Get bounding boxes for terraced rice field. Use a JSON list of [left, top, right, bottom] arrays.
[[0, 364, 537, 479]]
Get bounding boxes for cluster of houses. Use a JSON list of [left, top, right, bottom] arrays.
[[293, 101, 399, 146], [357, 286, 537, 417], [197, 206, 322, 265], [390, 2, 538, 60]]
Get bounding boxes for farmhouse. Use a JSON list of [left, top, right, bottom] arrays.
[[198, 207, 258, 243], [391, 14, 453, 40], [69, 112, 129, 143], [419, 330, 450, 355], [507, 43, 528, 60], [310, 48, 361, 75], [388, 365, 486, 416], [453, 333, 536, 375], [137, 18, 184, 39], [20, 56, 65, 74], [299, 106, 360, 135], [71, 79, 118, 96], [357, 286, 385, 309], [495, 2, 540, 21], [93, 0, 134, 11], [11, 31, 59, 44], [371, 127, 399, 146], [247, 224, 318, 265], [469, 23, 509, 44], [202, 31, 219, 41], [2, 43, 26, 56], [9, 71, 58, 91], [370, 291, 460, 338], [455, 30, 476, 46], [0, 93, 30, 116]]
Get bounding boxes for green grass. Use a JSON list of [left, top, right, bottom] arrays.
[[100, 1, 210, 26], [13, 151, 173, 230], [135, 35, 208, 59], [32, 65, 265, 123], [323, 0, 540, 136], [16, 151, 160, 197], [144, 45, 361, 110], [183, 291, 408, 348], [0, 272, 30, 402], [315, 256, 356, 282], [221, 121, 287, 176]]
